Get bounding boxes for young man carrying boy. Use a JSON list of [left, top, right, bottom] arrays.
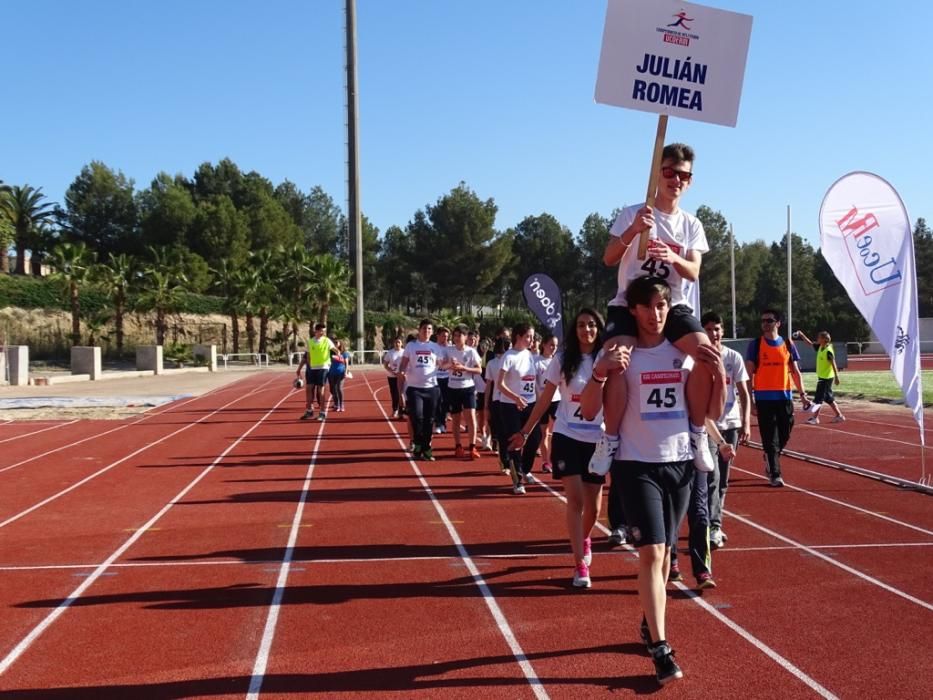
[[589, 143, 717, 479], [581, 276, 725, 685]]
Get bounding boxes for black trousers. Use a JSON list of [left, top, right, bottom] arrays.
[[387, 376, 401, 413], [756, 399, 794, 478], [407, 386, 440, 449]]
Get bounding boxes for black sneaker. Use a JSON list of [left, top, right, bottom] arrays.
[[649, 641, 683, 686], [422, 447, 436, 462], [412, 445, 423, 459]]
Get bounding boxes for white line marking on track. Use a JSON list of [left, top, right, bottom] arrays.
[[0, 386, 295, 676], [0, 420, 80, 445], [0, 376, 282, 528], [526, 474, 838, 699], [246, 411, 326, 699], [360, 373, 549, 700], [730, 466, 933, 536], [0, 384, 232, 474], [727, 512, 933, 611]]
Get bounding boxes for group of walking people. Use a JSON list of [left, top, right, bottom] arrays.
[[374, 141, 841, 687]]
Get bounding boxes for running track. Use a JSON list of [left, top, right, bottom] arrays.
[[0, 370, 930, 698]]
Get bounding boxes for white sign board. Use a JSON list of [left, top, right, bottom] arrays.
[[595, 0, 752, 127]]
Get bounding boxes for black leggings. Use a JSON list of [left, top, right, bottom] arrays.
[[500, 402, 542, 476], [328, 374, 345, 408], [387, 376, 401, 413]]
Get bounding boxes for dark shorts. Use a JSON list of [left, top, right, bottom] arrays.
[[813, 377, 835, 404], [305, 368, 328, 386], [447, 386, 477, 413], [605, 303, 703, 344], [538, 399, 559, 425], [611, 459, 693, 547], [476, 392, 485, 409], [551, 432, 605, 485]]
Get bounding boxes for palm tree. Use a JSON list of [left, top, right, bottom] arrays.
[[137, 248, 187, 345], [94, 253, 138, 355], [210, 259, 244, 354], [308, 253, 356, 329], [277, 244, 318, 352], [236, 266, 262, 355], [0, 181, 12, 273], [250, 248, 279, 355], [0, 185, 56, 275], [48, 242, 96, 345]]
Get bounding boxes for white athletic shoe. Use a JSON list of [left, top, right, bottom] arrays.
[[690, 429, 715, 473], [588, 433, 619, 476], [513, 483, 526, 495], [832, 415, 846, 423]]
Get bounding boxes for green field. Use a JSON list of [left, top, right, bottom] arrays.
[[814, 370, 933, 406]]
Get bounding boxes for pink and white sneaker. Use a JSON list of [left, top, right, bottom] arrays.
[[582, 536, 592, 566], [573, 562, 591, 588]]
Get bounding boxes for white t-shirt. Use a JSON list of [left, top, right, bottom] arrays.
[[545, 352, 603, 443], [445, 345, 482, 390], [616, 340, 694, 463], [486, 356, 504, 402], [383, 348, 403, 376], [717, 346, 749, 430], [536, 354, 562, 402], [435, 342, 451, 380], [402, 340, 442, 389], [474, 366, 486, 394], [498, 348, 537, 405], [608, 203, 708, 309]]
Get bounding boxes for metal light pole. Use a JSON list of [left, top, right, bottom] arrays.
[[730, 223, 736, 338], [346, 0, 364, 357], [786, 205, 792, 337]]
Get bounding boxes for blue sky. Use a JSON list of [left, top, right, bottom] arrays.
[[3, 1, 932, 249]]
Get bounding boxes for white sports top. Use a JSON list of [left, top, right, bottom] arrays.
[[717, 346, 749, 429], [383, 348, 403, 376], [615, 340, 694, 463], [402, 340, 442, 389], [486, 356, 504, 401], [545, 352, 603, 443], [535, 354, 561, 402], [445, 345, 482, 390], [498, 348, 537, 405], [608, 203, 708, 309]]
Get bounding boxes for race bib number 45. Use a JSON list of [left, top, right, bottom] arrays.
[[639, 371, 686, 421]]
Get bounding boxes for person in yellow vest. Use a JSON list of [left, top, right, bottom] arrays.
[[295, 323, 336, 421], [794, 329, 846, 424], [744, 308, 810, 487]]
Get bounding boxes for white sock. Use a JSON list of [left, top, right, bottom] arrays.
[[603, 431, 619, 444], [690, 423, 706, 434]]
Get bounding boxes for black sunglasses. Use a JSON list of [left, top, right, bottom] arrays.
[[760, 318, 777, 324], [661, 166, 693, 182]]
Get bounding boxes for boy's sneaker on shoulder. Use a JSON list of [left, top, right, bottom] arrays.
[[689, 427, 715, 473], [588, 433, 618, 476]]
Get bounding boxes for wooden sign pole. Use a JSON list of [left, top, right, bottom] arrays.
[[637, 114, 669, 260]]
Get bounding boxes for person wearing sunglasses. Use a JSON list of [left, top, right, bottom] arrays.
[[745, 308, 811, 487], [590, 142, 717, 483]]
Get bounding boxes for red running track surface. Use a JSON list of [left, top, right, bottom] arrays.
[[0, 369, 930, 699]]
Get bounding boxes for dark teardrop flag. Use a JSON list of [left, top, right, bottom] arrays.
[[523, 273, 564, 342]]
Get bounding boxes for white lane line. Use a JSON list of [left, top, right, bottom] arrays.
[[246, 413, 326, 699], [798, 423, 931, 450], [360, 373, 548, 700], [730, 465, 933, 537], [0, 380, 245, 474], [4, 541, 931, 573], [0, 387, 295, 676], [0, 377, 284, 529], [526, 473, 837, 699], [0, 420, 80, 445], [727, 512, 933, 611]]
